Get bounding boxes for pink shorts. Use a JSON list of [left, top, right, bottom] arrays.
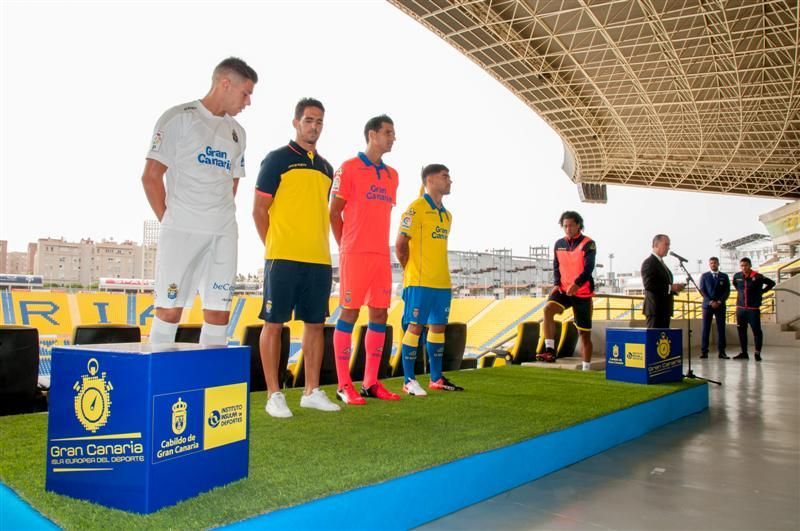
[[339, 253, 392, 309]]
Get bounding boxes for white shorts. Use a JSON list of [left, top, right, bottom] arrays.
[[154, 227, 237, 311]]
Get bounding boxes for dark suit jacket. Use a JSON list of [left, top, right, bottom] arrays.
[[641, 254, 674, 318], [699, 271, 730, 309]]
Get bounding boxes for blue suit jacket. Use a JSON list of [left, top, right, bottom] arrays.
[[699, 271, 731, 309]]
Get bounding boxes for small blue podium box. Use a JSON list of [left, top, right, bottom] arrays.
[[605, 328, 683, 384], [45, 343, 250, 513]]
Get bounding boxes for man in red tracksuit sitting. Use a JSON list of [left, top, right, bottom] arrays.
[[539, 211, 596, 371]]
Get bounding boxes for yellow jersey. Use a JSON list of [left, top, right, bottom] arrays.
[[255, 140, 333, 265], [399, 194, 451, 289]]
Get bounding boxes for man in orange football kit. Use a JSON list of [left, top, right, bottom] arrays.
[[329, 115, 401, 405]]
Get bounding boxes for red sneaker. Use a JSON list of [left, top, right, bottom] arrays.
[[428, 376, 464, 391], [360, 382, 401, 401], [336, 383, 366, 405], [535, 347, 557, 363]]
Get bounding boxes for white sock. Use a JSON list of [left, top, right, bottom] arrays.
[[582, 361, 591, 371], [150, 316, 178, 344], [545, 339, 555, 349], [200, 322, 228, 346]]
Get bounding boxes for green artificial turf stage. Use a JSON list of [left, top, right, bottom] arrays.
[[0, 367, 699, 529]]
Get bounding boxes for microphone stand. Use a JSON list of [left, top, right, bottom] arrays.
[[676, 260, 721, 386]]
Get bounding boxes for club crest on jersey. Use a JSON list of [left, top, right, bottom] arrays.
[[167, 283, 178, 300], [332, 168, 343, 193], [232, 129, 239, 143], [151, 131, 163, 152]]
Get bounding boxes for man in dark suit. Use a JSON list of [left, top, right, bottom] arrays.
[[641, 234, 685, 328], [698, 256, 731, 359]]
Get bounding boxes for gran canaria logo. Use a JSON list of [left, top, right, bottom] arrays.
[[172, 397, 188, 435], [657, 332, 671, 359], [612, 344, 620, 358], [73, 358, 113, 433]]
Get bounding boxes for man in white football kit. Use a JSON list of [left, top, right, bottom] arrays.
[[141, 57, 257, 346]]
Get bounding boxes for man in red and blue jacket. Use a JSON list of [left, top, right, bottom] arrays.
[[732, 257, 775, 362], [539, 211, 596, 370]]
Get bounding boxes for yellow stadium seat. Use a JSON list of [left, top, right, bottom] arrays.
[[466, 298, 546, 352]]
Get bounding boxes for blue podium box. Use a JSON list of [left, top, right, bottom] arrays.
[[605, 328, 683, 384], [45, 343, 250, 514]]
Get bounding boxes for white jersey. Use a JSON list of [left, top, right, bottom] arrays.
[[147, 100, 246, 235]]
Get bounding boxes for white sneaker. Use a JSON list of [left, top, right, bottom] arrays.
[[265, 392, 292, 418], [300, 388, 341, 412], [402, 379, 428, 396], [582, 362, 592, 371]]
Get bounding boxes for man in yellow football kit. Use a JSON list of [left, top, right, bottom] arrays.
[[395, 164, 463, 395]]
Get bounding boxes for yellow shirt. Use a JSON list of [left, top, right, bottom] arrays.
[[255, 141, 332, 265], [399, 194, 451, 289]]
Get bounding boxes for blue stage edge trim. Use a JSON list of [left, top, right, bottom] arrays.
[[225, 383, 708, 530], [0, 484, 57, 530]]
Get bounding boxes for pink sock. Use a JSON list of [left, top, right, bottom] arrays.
[[333, 326, 353, 388], [363, 324, 386, 388]]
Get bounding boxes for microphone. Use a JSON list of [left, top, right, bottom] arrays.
[[669, 251, 688, 263]]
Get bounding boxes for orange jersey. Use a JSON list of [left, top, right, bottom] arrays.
[[332, 153, 398, 256], [554, 234, 595, 298]]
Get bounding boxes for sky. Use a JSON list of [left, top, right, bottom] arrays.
[[0, 0, 788, 277]]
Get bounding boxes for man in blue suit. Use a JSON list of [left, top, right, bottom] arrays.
[[698, 256, 731, 359]]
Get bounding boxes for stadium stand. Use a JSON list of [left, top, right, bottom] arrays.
[[449, 298, 494, 325], [3, 290, 742, 385], [228, 296, 265, 343], [592, 296, 634, 321], [466, 298, 546, 353]]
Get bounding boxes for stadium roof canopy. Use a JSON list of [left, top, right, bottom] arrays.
[[388, 0, 800, 199]]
